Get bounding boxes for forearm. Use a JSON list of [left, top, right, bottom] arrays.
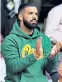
[[45, 55, 58, 74], [4, 54, 36, 74]]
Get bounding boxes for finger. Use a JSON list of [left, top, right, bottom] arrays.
[[36, 38, 41, 46], [56, 43, 60, 52], [36, 38, 41, 51], [58, 42, 62, 49], [50, 45, 58, 57], [56, 42, 61, 49], [54, 45, 60, 55]]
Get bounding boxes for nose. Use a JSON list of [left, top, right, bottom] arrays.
[[32, 13, 38, 20]]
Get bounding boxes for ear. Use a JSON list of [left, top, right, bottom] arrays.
[[18, 13, 23, 21]]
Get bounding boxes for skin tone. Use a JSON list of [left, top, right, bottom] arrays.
[[58, 63, 62, 82], [18, 6, 38, 35], [58, 42, 62, 49], [50, 42, 61, 58]]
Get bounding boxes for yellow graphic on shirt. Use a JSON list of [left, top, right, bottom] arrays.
[[21, 44, 44, 59], [21, 44, 35, 58]]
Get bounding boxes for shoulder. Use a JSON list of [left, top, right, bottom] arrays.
[[2, 34, 18, 48], [40, 33, 50, 42], [48, 4, 62, 16]]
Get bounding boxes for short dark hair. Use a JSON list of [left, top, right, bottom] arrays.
[[18, 2, 38, 15]]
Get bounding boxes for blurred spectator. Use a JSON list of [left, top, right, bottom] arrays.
[[1, 0, 17, 38], [14, 0, 22, 14], [0, 34, 6, 82], [58, 63, 62, 82], [45, 4, 62, 82]]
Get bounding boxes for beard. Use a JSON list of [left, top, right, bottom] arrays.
[[23, 18, 38, 29]]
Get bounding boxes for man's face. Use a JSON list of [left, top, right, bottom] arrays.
[[58, 63, 62, 76], [22, 6, 38, 29]]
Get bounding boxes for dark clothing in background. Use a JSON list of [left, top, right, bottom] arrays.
[[1, 0, 16, 38]]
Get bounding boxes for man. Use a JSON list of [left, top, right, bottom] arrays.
[[45, 4, 62, 82], [1, 3, 61, 82]]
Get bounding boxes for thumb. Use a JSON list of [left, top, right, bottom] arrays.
[[50, 46, 56, 58]]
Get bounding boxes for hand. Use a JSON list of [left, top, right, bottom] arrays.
[[34, 38, 43, 59], [58, 42, 62, 49], [50, 42, 61, 58]]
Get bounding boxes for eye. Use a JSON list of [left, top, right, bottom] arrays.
[[28, 12, 38, 16], [29, 12, 33, 14], [35, 13, 38, 16]]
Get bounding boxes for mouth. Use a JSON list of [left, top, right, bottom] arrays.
[[31, 20, 37, 24]]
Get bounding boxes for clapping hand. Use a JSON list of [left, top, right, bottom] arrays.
[[34, 38, 43, 60], [50, 42, 61, 58]]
